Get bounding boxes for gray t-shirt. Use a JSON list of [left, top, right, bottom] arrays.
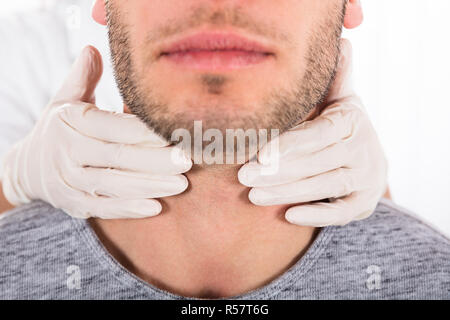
[[0, 199, 449, 300]]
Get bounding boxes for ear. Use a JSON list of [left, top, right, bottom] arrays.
[[92, 0, 107, 25], [344, 0, 363, 29]]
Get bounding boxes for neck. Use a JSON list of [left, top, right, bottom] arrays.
[[90, 164, 317, 298]]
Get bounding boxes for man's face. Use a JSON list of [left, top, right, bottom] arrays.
[[106, 0, 346, 141]]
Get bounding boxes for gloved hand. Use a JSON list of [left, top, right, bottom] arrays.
[[2, 46, 192, 219], [238, 39, 388, 227]]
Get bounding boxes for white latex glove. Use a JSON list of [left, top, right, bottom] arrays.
[[2, 46, 192, 219], [238, 39, 388, 227]]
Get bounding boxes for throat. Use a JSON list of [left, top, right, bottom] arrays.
[[89, 165, 317, 298]]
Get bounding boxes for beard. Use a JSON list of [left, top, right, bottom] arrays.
[[106, 2, 346, 145]]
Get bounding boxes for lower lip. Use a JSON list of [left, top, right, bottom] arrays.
[[160, 50, 272, 71]]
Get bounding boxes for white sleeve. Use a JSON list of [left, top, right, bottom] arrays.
[[0, 8, 73, 178]]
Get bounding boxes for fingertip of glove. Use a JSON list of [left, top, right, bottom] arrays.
[[169, 146, 193, 173], [144, 200, 163, 217], [285, 208, 314, 226], [237, 167, 250, 186], [238, 164, 259, 186], [115, 199, 163, 219], [284, 210, 297, 224], [170, 174, 190, 194], [248, 188, 271, 206], [247, 188, 259, 205]]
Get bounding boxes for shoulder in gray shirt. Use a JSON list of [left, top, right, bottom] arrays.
[[0, 199, 449, 300]]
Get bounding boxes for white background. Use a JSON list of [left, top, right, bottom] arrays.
[[343, 0, 450, 236], [2, 1, 450, 235], [0, 0, 54, 13]]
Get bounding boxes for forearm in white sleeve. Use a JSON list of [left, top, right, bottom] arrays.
[[0, 7, 73, 179]]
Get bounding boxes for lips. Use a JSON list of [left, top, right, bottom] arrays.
[[160, 32, 273, 55], [158, 32, 275, 71]]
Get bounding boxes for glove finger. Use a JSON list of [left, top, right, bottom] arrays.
[[285, 191, 377, 227], [53, 46, 103, 104], [68, 197, 163, 219], [46, 172, 163, 219], [248, 167, 357, 206], [57, 102, 169, 147], [81, 142, 192, 175], [258, 105, 356, 165], [65, 166, 189, 199], [239, 141, 348, 187], [66, 128, 192, 175]]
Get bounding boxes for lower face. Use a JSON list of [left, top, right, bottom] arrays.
[[106, 0, 346, 142]]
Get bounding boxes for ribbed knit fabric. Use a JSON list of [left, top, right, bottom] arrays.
[[0, 199, 449, 299]]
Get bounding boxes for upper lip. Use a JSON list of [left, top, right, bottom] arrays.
[[159, 31, 275, 56]]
